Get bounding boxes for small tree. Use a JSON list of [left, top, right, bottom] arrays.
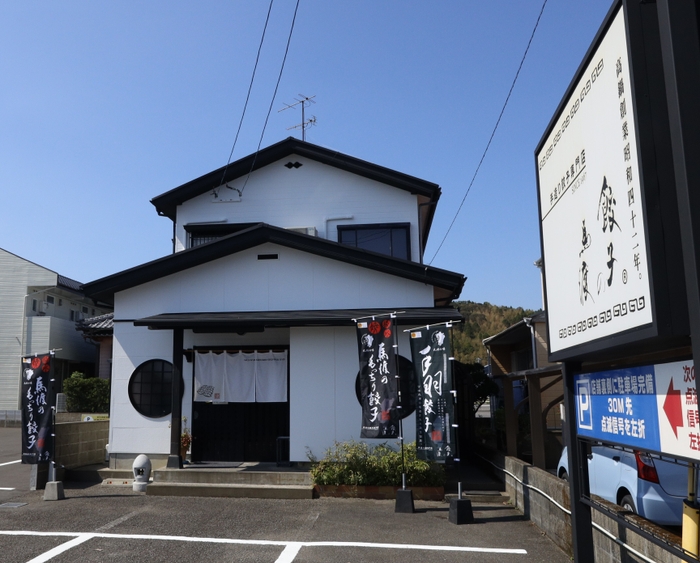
[[63, 372, 110, 413], [469, 363, 499, 414]]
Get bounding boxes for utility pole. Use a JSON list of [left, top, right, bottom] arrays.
[[279, 94, 316, 141]]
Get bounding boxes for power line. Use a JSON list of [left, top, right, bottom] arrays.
[[240, 0, 301, 196], [214, 0, 276, 197], [428, 0, 549, 265]]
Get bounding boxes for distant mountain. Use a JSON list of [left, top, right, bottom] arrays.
[[450, 301, 540, 365]]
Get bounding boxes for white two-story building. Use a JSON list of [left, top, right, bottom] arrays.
[[0, 248, 112, 416], [83, 138, 466, 469]]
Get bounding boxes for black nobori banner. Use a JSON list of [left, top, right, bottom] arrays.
[[410, 326, 455, 462], [356, 319, 399, 439], [21, 353, 55, 464]]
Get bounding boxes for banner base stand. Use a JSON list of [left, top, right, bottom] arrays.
[[449, 498, 474, 525], [43, 481, 64, 501], [395, 488, 414, 513]]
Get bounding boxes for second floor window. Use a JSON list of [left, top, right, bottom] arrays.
[[338, 223, 410, 260]]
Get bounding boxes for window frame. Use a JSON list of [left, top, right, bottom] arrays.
[[128, 359, 174, 418], [337, 222, 411, 260]]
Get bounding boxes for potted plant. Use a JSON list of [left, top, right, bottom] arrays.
[[180, 417, 192, 460]]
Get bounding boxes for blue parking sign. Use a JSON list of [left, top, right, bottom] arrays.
[[574, 366, 661, 451]]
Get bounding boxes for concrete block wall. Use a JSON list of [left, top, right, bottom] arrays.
[[478, 449, 684, 562], [55, 420, 108, 469], [502, 454, 573, 555], [0, 410, 21, 428], [591, 501, 685, 563]]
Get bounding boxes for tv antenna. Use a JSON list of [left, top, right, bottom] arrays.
[[279, 94, 316, 141]]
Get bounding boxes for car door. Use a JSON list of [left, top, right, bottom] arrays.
[[588, 446, 624, 503]]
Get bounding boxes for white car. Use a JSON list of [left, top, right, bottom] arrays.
[[557, 446, 688, 526]]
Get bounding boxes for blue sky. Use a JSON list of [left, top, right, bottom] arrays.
[[0, 0, 614, 310]]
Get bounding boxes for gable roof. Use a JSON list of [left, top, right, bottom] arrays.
[[81, 223, 465, 306], [150, 137, 441, 248]]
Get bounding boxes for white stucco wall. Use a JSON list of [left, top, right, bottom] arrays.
[[110, 320, 418, 462], [110, 323, 173, 455], [174, 156, 422, 262], [290, 326, 415, 461], [114, 243, 435, 318]]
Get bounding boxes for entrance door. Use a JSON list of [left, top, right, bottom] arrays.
[[191, 401, 289, 462]]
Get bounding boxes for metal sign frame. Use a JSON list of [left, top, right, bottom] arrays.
[[535, 0, 688, 364]]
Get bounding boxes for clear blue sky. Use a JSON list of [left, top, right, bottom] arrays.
[[0, 0, 614, 311]]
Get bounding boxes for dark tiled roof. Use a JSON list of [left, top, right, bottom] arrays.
[[57, 275, 83, 292], [151, 137, 441, 222], [82, 223, 465, 306], [76, 312, 114, 337]]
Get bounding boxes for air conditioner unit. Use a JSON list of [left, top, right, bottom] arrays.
[[287, 226, 317, 236], [40, 301, 49, 313]]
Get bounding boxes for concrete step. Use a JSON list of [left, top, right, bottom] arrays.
[[64, 464, 132, 483], [146, 482, 315, 499], [152, 468, 312, 486]]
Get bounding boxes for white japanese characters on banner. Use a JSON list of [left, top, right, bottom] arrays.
[[537, 6, 653, 355], [21, 353, 55, 464]]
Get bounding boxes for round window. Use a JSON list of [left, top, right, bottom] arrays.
[[128, 359, 173, 418]]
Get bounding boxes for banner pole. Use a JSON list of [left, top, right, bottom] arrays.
[[393, 315, 407, 489], [394, 315, 414, 513]]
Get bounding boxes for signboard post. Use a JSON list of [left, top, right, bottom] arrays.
[[535, 0, 697, 560]]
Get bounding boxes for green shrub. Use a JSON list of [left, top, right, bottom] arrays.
[[308, 440, 445, 487], [63, 372, 110, 413]]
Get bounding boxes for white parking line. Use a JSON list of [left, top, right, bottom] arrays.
[[0, 460, 21, 467], [0, 530, 528, 562], [0, 488, 15, 491], [26, 534, 94, 563]]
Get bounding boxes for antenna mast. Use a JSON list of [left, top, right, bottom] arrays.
[[279, 94, 316, 141]]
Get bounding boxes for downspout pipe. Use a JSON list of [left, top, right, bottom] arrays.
[[324, 215, 353, 240]]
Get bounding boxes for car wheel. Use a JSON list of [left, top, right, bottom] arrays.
[[620, 494, 636, 514], [560, 470, 569, 481]]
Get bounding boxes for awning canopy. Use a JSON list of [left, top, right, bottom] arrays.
[[132, 307, 463, 332]]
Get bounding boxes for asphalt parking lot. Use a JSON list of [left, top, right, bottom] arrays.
[[0, 428, 570, 563]]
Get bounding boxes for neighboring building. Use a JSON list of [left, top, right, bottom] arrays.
[[0, 248, 113, 411], [483, 311, 564, 469], [75, 312, 114, 381], [83, 137, 466, 470]]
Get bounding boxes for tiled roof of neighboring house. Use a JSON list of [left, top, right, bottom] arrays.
[[76, 312, 114, 337], [82, 223, 465, 307], [57, 275, 83, 292], [482, 310, 546, 347]]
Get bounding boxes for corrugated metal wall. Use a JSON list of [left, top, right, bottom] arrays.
[[0, 249, 57, 410]]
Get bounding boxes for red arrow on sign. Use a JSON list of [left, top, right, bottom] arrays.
[[663, 378, 683, 438]]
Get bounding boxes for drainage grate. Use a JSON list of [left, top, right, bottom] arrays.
[[0, 502, 27, 508]]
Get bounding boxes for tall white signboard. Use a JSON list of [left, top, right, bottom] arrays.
[[537, 8, 652, 356]]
